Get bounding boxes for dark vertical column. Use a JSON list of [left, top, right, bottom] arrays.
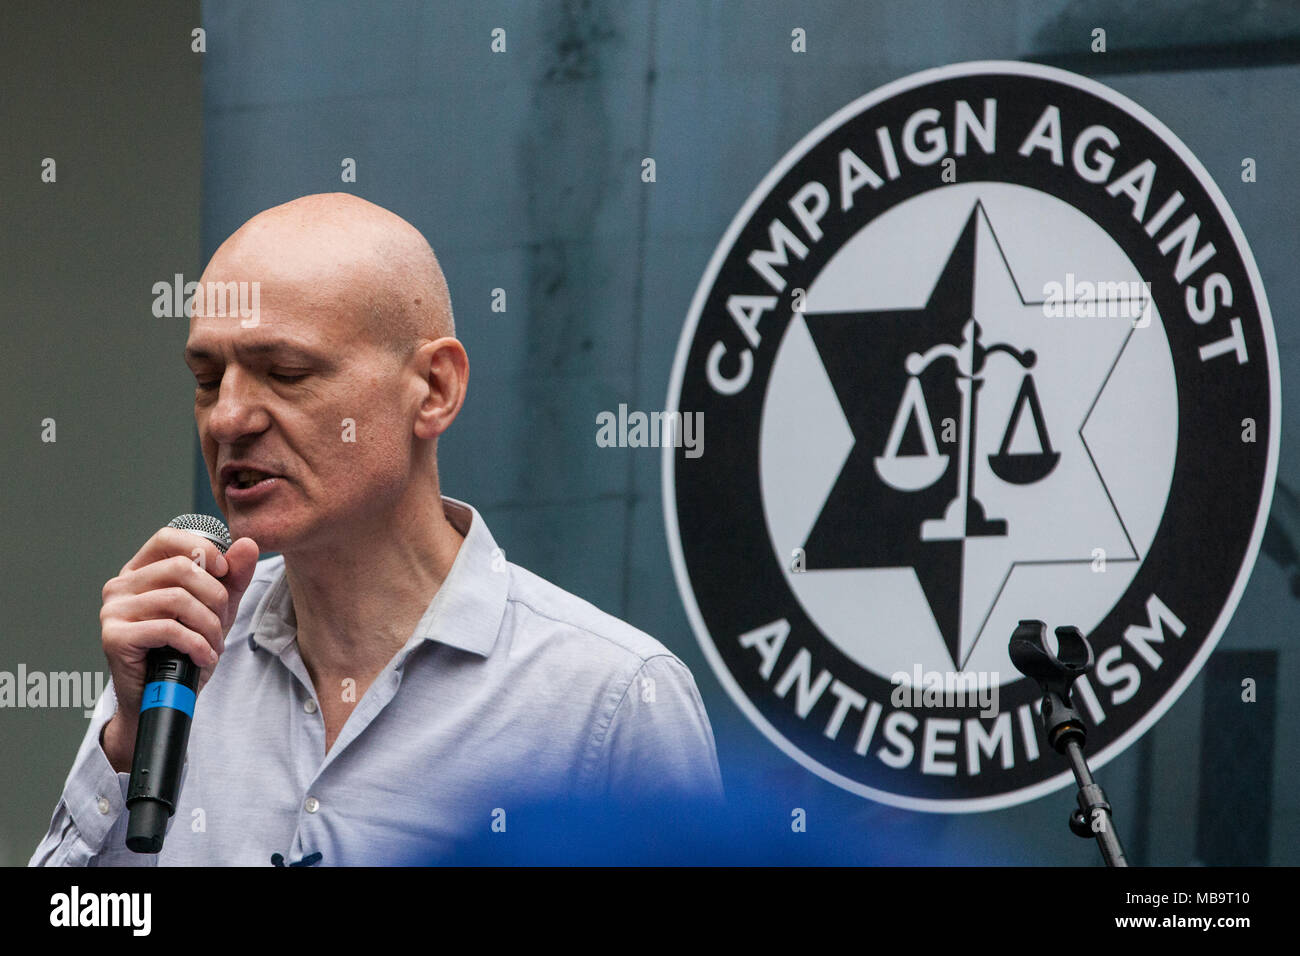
[[1197, 650, 1276, 864]]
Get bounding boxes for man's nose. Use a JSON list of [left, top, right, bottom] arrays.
[[204, 367, 269, 443]]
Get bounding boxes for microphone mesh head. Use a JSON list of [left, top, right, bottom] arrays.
[[168, 513, 232, 554]]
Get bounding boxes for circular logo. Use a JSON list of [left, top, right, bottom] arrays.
[[663, 61, 1278, 811]]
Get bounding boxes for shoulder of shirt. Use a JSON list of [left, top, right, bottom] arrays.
[[503, 561, 683, 672]]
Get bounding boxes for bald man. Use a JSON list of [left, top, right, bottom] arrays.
[[31, 194, 723, 866]]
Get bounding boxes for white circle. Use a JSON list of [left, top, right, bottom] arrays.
[[760, 182, 1177, 683]]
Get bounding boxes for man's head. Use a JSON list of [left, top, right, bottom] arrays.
[[185, 193, 468, 554]]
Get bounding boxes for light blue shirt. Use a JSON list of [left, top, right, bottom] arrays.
[[30, 496, 723, 866]]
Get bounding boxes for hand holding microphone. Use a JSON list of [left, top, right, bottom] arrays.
[[97, 514, 259, 852]]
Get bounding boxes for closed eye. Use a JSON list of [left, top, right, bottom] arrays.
[[195, 372, 306, 389]]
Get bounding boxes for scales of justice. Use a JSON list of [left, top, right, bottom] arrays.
[[874, 318, 1060, 541]]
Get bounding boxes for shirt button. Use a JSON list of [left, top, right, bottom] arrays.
[[303, 698, 318, 714], [96, 796, 110, 814], [304, 796, 320, 814]]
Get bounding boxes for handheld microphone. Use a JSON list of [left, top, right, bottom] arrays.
[[125, 513, 232, 854]]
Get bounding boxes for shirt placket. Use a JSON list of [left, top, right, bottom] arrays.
[[273, 640, 409, 865]]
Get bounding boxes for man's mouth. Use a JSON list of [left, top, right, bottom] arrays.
[[222, 466, 279, 490], [232, 469, 271, 489]]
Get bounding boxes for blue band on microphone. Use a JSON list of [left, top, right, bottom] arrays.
[[140, 681, 196, 718]]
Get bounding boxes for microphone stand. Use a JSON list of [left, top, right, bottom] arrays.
[[1009, 620, 1128, 867]]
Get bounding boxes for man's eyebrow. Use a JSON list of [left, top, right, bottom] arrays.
[[183, 342, 326, 365]]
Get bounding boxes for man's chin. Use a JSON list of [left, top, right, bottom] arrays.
[[227, 511, 336, 557], [224, 516, 295, 555]]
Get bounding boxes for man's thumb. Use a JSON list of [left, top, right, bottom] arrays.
[[222, 537, 260, 607]]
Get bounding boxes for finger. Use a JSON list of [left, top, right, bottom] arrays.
[[220, 538, 260, 608], [110, 587, 225, 656], [109, 556, 230, 615], [103, 616, 220, 670], [121, 528, 229, 578]]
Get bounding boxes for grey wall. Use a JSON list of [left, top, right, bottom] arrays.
[[7, 0, 1296, 865], [1, 3, 202, 865]]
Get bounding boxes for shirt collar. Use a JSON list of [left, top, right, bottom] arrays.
[[247, 495, 508, 660]]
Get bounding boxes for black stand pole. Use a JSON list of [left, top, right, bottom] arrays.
[[1009, 620, 1128, 867]]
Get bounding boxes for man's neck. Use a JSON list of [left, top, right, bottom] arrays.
[[281, 491, 466, 690]]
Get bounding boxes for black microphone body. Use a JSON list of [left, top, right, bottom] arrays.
[[125, 514, 231, 854]]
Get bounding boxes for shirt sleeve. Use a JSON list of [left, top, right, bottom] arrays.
[[592, 654, 725, 805], [29, 677, 178, 867]]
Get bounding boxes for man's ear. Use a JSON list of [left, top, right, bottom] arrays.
[[412, 337, 469, 440]]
